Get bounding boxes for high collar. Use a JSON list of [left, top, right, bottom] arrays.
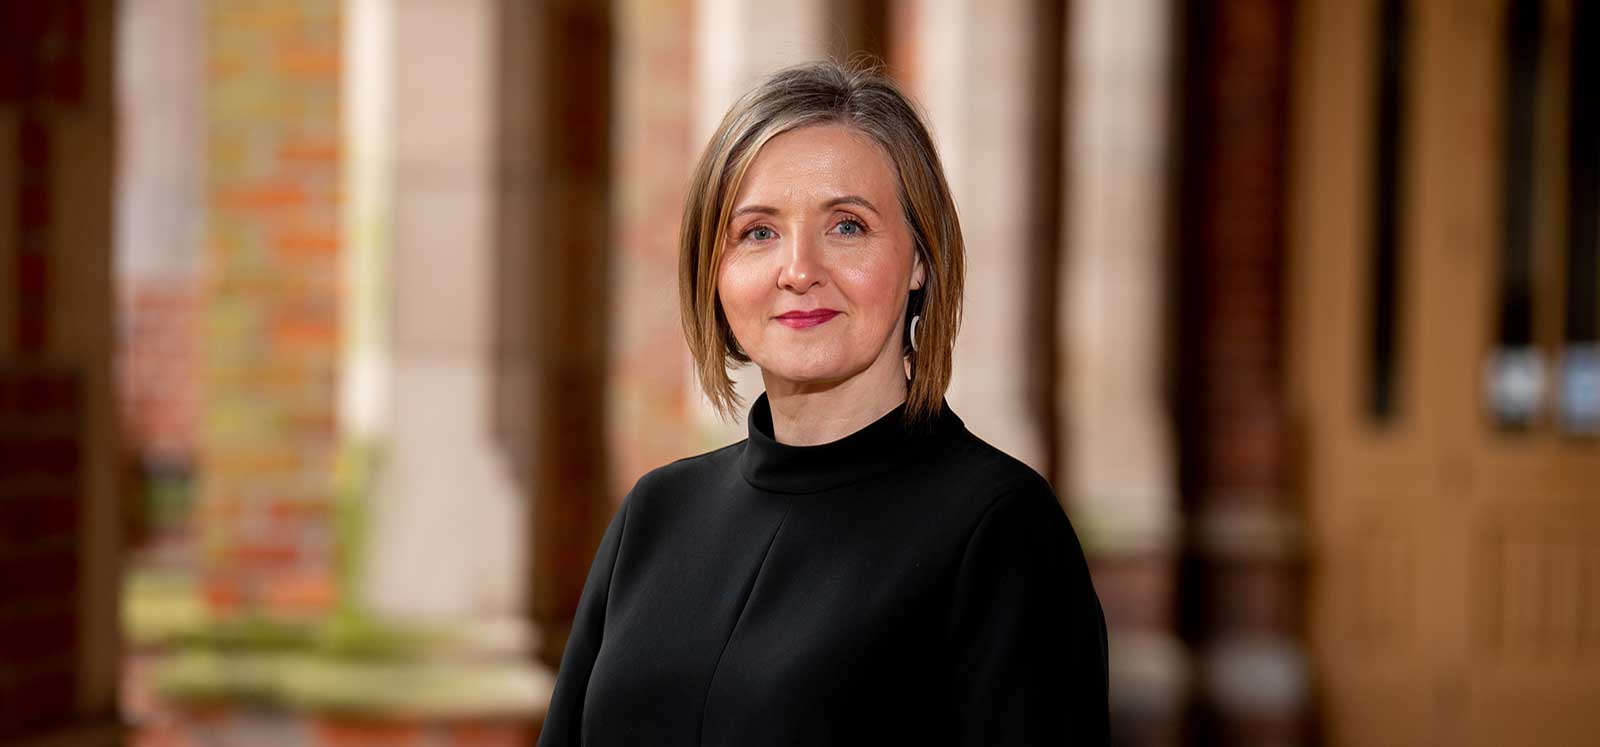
[[739, 392, 965, 494]]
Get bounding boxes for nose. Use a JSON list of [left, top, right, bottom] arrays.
[[777, 232, 827, 293]]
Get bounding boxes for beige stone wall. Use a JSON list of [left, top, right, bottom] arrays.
[[361, 0, 527, 627]]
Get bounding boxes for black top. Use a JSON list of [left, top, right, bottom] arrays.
[[539, 394, 1108, 746]]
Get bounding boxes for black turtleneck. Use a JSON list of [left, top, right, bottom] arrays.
[[539, 394, 1108, 746]]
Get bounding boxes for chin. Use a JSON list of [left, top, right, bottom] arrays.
[[755, 353, 863, 389]]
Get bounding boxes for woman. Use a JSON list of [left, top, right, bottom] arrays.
[[540, 61, 1108, 746]]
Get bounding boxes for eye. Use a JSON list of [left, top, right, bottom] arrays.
[[743, 226, 777, 242], [832, 219, 866, 236]]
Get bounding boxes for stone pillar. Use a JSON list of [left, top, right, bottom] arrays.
[[694, 0, 828, 141], [360, 0, 527, 639], [522, 0, 615, 670], [1061, 1, 1188, 743], [1176, 1, 1308, 743], [904, 0, 1052, 472], [198, 0, 342, 620]]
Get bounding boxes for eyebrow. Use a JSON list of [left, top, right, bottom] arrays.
[[824, 195, 881, 215], [729, 195, 882, 220]]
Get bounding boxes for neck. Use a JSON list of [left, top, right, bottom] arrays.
[[762, 360, 908, 446]]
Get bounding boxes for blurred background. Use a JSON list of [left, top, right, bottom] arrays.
[[0, 0, 1595, 745]]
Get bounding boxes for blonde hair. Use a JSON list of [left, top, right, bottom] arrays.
[[678, 60, 965, 424]]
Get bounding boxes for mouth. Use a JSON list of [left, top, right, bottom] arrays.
[[774, 309, 841, 329]]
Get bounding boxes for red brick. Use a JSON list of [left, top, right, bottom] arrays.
[[260, 570, 335, 615], [312, 719, 428, 747], [266, 497, 330, 523], [443, 720, 536, 747], [120, 277, 200, 460], [200, 575, 244, 614], [1087, 555, 1177, 632], [217, 183, 308, 211], [273, 230, 338, 258], [279, 137, 339, 164], [272, 317, 337, 350], [131, 722, 198, 747], [233, 540, 299, 567], [275, 45, 339, 79]]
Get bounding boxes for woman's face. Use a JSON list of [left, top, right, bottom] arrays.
[[718, 123, 925, 393]]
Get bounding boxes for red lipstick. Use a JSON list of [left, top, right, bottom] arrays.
[[774, 309, 841, 329]]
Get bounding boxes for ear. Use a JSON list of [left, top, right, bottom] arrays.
[[909, 253, 927, 291]]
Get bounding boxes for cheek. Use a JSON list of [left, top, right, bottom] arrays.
[[835, 254, 911, 319], [716, 259, 767, 327]]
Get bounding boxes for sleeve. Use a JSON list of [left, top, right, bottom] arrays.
[[538, 499, 628, 747], [944, 485, 1109, 745]]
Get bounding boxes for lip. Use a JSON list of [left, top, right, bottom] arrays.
[[774, 309, 841, 329]]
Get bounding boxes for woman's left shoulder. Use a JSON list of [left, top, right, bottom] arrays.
[[911, 430, 1080, 558], [944, 431, 1062, 513]]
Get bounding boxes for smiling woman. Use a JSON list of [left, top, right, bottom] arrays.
[[679, 63, 967, 433], [716, 124, 926, 444], [539, 61, 1108, 747]]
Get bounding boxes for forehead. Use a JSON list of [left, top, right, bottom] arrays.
[[734, 123, 898, 203]]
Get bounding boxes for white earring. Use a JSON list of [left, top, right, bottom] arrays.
[[909, 315, 922, 353]]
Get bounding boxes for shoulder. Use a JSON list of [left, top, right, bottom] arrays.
[[623, 439, 745, 506], [604, 441, 749, 550], [634, 439, 742, 486], [924, 427, 1096, 578], [941, 433, 1099, 614], [941, 428, 1063, 527]]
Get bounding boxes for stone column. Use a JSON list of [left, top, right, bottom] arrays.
[[1176, 1, 1308, 743], [520, 0, 615, 670], [904, 0, 1052, 472], [358, 0, 524, 631], [0, 0, 121, 739], [1061, 1, 1188, 743]]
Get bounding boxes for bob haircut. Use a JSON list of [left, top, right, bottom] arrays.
[[678, 60, 966, 424]]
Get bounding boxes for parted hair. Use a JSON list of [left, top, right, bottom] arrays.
[[678, 60, 966, 424]]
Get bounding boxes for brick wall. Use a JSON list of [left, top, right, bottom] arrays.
[[198, 0, 342, 620], [609, 0, 697, 498], [115, 0, 205, 551], [133, 708, 534, 747], [120, 280, 200, 468]]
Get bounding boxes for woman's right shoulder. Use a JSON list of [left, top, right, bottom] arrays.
[[623, 439, 746, 505]]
